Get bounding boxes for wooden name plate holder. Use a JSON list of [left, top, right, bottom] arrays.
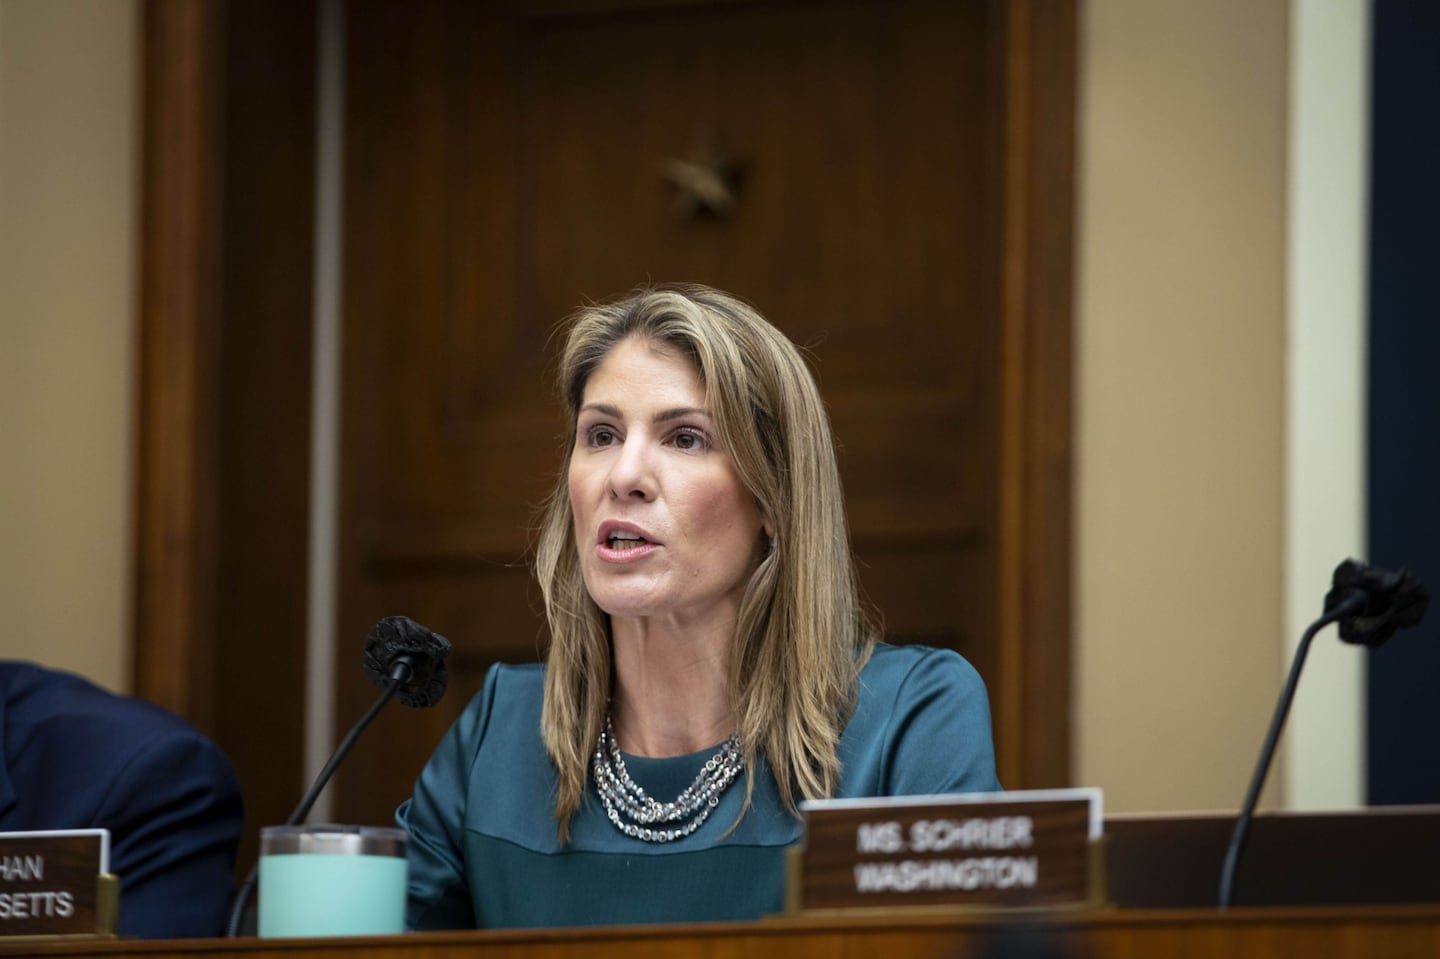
[[0, 830, 117, 939], [1106, 805, 1440, 908], [789, 788, 1103, 913]]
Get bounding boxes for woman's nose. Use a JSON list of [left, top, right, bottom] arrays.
[[606, 437, 656, 500]]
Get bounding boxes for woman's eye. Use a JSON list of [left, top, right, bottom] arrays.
[[586, 427, 618, 448], [672, 430, 707, 452]]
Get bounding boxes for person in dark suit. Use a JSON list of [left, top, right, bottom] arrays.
[[0, 660, 244, 938]]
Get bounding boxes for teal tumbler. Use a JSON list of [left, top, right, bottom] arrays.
[[258, 824, 408, 937]]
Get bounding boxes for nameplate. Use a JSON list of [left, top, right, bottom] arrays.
[[792, 788, 1103, 912], [0, 830, 117, 938]]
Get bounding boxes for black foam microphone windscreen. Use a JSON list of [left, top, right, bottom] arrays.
[[363, 615, 451, 708], [1322, 558, 1429, 648]]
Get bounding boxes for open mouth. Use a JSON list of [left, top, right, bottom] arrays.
[[606, 531, 650, 552]]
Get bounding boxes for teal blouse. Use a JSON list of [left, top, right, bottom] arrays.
[[397, 643, 1000, 930]]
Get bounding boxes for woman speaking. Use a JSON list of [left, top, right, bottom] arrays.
[[398, 284, 1000, 929]]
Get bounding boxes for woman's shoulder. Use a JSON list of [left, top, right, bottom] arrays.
[[857, 642, 986, 699], [443, 661, 546, 743], [482, 661, 546, 696], [842, 643, 1000, 796]]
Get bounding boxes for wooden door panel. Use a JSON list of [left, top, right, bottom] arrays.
[[857, 544, 996, 673], [833, 396, 992, 536], [517, 2, 988, 384], [344, 0, 552, 554], [335, 0, 1069, 828]]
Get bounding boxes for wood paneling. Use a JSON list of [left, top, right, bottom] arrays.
[[334, 0, 1075, 824], [135, 0, 1075, 844], [135, 0, 317, 873], [993, 0, 1076, 788], [210, 0, 318, 870], [134, 0, 225, 728]]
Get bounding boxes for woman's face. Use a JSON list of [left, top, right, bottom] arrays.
[[568, 336, 770, 630]]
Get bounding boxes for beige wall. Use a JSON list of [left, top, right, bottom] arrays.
[[0, 0, 138, 693], [1075, 0, 1290, 812]]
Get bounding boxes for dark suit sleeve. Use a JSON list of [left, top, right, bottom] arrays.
[[96, 728, 245, 939]]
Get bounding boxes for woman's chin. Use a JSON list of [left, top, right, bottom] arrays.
[[587, 589, 663, 621]]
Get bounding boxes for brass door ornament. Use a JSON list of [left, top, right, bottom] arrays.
[[659, 130, 744, 220]]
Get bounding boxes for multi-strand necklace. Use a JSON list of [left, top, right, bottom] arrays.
[[592, 714, 744, 843]]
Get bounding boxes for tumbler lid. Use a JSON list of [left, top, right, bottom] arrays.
[[260, 824, 407, 857]]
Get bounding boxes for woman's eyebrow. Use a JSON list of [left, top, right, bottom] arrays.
[[653, 406, 709, 424]]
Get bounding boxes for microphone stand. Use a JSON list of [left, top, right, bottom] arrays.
[[1216, 592, 1365, 910], [225, 659, 413, 937]]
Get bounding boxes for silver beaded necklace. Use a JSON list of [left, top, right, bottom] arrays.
[[592, 714, 744, 843]]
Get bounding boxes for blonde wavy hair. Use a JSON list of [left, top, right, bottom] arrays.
[[535, 284, 877, 841]]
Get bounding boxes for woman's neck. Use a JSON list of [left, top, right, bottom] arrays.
[[608, 615, 735, 757]]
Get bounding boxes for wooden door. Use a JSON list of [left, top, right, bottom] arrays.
[[332, 0, 1073, 826]]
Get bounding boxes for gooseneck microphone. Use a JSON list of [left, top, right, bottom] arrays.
[[225, 617, 451, 937], [1217, 559, 1428, 910], [362, 615, 451, 708]]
